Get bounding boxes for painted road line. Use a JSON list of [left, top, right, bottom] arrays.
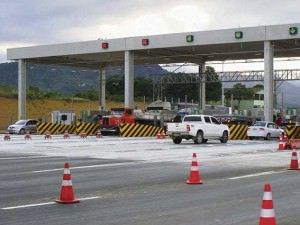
[[1, 196, 102, 210], [0, 156, 49, 160], [32, 161, 141, 173], [226, 170, 285, 180]]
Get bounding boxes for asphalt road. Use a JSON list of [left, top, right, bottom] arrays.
[[1, 144, 300, 225]]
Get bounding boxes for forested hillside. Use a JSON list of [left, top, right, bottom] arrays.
[[0, 62, 167, 94]]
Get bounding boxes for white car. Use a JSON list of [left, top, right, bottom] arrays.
[[247, 121, 284, 140]]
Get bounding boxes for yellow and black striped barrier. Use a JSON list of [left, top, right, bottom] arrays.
[[37, 122, 76, 135], [76, 122, 100, 136], [36, 122, 299, 139], [228, 124, 248, 140], [119, 123, 163, 137], [285, 126, 300, 139]]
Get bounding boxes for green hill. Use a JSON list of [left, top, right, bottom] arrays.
[[0, 62, 167, 94]]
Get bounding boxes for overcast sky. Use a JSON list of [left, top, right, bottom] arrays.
[[1, 0, 300, 70]]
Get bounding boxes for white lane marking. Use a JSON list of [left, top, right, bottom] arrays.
[[32, 161, 141, 173], [0, 156, 49, 160], [226, 170, 285, 180], [1, 196, 101, 210]]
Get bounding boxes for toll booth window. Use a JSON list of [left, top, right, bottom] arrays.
[[61, 115, 68, 121]]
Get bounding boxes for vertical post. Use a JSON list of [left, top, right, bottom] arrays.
[[198, 63, 206, 111], [221, 84, 225, 106], [98, 67, 106, 109], [125, 51, 134, 108], [264, 41, 274, 121], [18, 59, 27, 120]]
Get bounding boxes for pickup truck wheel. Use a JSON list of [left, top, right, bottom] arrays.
[[264, 133, 271, 140], [172, 137, 182, 144], [220, 131, 229, 143], [194, 131, 204, 144]]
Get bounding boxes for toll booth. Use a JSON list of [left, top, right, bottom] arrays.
[[52, 110, 75, 125]]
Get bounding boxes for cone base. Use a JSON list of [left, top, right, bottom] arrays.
[[55, 199, 80, 204], [186, 180, 203, 185], [288, 168, 300, 170]]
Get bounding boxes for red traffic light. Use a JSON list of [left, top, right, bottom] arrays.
[[142, 39, 149, 46], [102, 42, 109, 49]]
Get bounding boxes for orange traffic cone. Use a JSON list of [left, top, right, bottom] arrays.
[[259, 183, 276, 225], [56, 162, 79, 204], [4, 132, 11, 141], [278, 133, 286, 151], [24, 131, 31, 140], [288, 146, 300, 170], [63, 131, 70, 139], [186, 153, 203, 184], [96, 129, 102, 138], [161, 131, 166, 139], [80, 131, 87, 138], [156, 132, 161, 139], [44, 131, 52, 139]]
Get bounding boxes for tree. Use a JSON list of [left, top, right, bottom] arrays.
[[27, 86, 44, 99], [162, 66, 222, 103], [205, 66, 222, 102]]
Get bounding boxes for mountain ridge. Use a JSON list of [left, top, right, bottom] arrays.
[[0, 62, 299, 107]]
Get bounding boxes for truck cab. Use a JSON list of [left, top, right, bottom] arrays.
[[101, 108, 135, 133]]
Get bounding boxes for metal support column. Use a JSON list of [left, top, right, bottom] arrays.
[[18, 59, 27, 120], [98, 67, 106, 110], [264, 41, 274, 121], [125, 51, 134, 108], [198, 63, 206, 111]]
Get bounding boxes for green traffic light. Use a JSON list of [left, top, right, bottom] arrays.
[[186, 35, 194, 43], [289, 27, 298, 35], [235, 31, 243, 39]]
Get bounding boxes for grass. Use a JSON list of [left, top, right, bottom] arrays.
[[0, 97, 148, 130]]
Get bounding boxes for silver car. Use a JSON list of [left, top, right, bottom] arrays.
[[7, 119, 39, 134]]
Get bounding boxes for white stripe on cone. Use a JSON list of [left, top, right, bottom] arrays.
[[260, 209, 275, 218], [263, 192, 272, 200], [62, 180, 72, 186], [190, 166, 199, 171], [64, 169, 70, 174]]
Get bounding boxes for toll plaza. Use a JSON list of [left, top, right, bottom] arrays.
[[7, 23, 300, 123]]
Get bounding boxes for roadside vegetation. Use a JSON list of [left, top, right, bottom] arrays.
[[0, 65, 264, 130]]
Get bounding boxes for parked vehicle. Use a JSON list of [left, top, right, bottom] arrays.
[[247, 121, 284, 140], [135, 100, 177, 126], [166, 115, 230, 144], [7, 119, 39, 134], [101, 108, 135, 134]]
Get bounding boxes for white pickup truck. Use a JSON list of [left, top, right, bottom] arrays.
[[166, 115, 230, 144]]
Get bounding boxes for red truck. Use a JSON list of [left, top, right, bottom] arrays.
[[100, 108, 135, 134]]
